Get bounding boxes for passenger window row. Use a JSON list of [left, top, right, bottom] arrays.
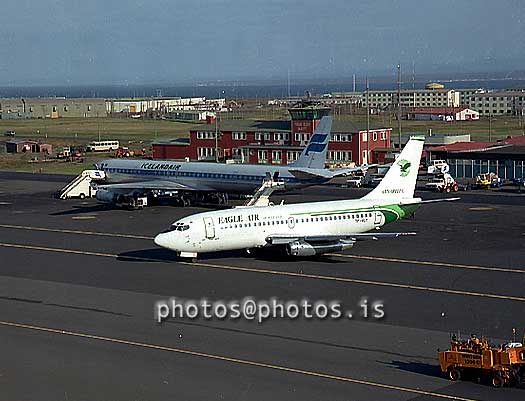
[[219, 212, 375, 230]]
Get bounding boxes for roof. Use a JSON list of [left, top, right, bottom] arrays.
[[190, 119, 390, 133], [430, 141, 494, 152], [152, 137, 190, 146], [6, 139, 39, 145], [482, 145, 525, 155]]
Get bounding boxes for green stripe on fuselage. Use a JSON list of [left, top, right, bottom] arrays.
[[290, 203, 420, 224]]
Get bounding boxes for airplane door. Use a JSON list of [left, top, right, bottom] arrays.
[[373, 208, 383, 225], [203, 217, 215, 239]]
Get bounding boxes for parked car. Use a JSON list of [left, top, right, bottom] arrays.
[[4, 130, 15, 137]]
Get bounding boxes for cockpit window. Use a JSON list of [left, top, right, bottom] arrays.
[[163, 222, 190, 233]]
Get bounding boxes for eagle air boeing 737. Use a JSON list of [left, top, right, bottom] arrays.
[[94, 116, 364, 207], [154, 137, 459, 259]]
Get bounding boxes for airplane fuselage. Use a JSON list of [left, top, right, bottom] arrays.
[[154, 197, 419, 254], [97, 159, 331, 194]]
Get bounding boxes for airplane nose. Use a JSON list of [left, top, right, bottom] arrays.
[[154, 233, 171, 249]]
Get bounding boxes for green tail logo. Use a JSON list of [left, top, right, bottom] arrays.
[[397, 159, 411, 177]]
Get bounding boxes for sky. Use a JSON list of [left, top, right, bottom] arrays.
[[0, 0, 524, 86]]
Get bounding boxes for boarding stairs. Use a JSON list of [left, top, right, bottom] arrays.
[[59, 170, 106, 199], [243, 176, 285, 207]]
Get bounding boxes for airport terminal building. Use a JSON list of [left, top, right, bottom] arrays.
[[428, 136, 525, 180], [153, 107, 391, 166]]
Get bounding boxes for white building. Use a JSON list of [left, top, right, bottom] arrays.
[[362, 89, 459, 110], [407, 107, 479, 121], [467, 91, 525, 116]]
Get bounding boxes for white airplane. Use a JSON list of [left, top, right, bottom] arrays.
[[154, 137, 458, 259]]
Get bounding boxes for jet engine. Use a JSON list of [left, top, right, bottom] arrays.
[[95, 189, 117, 203], [286, 240, 355, 257]]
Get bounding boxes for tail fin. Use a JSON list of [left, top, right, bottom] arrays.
[[292, 116, 333, 169], [364, 136, 424, 201]]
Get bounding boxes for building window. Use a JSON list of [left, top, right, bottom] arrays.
[[274, 133, 289, 141], [64, 106, 68, 112], [362, 132, 368, 142], [232, 132, 246, 140], [380, 131, 387, 140], [198, 147, 215, 160], [87, 105, 92, 111], [258, 150, 268, 163], [287, 151, 300, 164], [272, 151, 281, 163], [52, 106, 57, 112], [372, 132, 377, 141]]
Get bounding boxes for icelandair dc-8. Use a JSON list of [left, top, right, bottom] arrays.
[[154, 137, 458, 258], [94, 117, 362, 206]]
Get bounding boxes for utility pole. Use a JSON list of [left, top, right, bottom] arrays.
[[488, 113, 492, 142], [215, 111, 219, 162], [366, 77, 370, 165], [397, 64, 402, 150]]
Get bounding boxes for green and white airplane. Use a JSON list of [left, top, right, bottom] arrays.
[[154, 136, 458, 258]]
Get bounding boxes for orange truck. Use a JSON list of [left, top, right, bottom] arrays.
[[438, 333, 525, 387]]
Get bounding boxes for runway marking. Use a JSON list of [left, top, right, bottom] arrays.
[[71, 216, 97, 220], [0, 242, 524, 303], [330, 254, 525, 274], [0, 320, 476, 401], [0, 224, 153, 240], [0, 224, 522, 275], [468, 207, 495, 211]]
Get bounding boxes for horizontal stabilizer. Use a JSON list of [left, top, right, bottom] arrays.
[[288, 169, 332, 180], [400, 197, 460, 206]]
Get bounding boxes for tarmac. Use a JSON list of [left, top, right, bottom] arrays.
[[0, 173, 524, 401]]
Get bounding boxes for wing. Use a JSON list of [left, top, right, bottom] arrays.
[[95, 180, 215, 193], [266, 232, 416, 245]]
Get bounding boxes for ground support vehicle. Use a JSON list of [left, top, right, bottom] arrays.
[[438, 334, 525, 387]]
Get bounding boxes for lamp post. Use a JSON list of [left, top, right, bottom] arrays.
[[366, 77, 370, 165], [215, 90, 225, 162]]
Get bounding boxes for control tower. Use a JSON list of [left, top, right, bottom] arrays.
[[288, 96, 331, 139]]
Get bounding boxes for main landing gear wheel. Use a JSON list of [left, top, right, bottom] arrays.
[[491, 373, 504, 388], [448, 368, 461, 382]]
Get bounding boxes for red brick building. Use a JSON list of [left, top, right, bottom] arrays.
[[153, 107, 391, 165]]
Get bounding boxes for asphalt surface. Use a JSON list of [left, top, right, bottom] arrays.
[[0, 173, 524, 401]]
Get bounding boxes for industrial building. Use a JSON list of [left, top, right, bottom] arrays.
[[0, 97, 225, 119], [106, 97, 222, 114], [5, 139, 52, 154], [407, 107, 479, 121], [0, 98, 106, 119], [153, 106, 391, 166]]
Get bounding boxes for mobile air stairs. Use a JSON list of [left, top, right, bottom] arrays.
[[59, 170, 106, 199]]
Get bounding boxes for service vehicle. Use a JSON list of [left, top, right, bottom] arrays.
[[425, 172, 460, 192], [427, 159, 449, 174], [4, 130, 15, 137], [346, 170, 366, 188], [473, 172, 503, 189], [438, 332, 525, 387]]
